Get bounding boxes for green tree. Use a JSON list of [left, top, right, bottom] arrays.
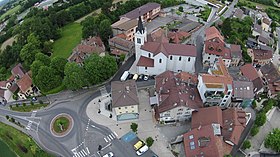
[[130, 123, 138, 133], [50, 57, 67, 76], [250, 125, 260, 136], [20, 34, 42, 67], [31, 60, 44, 77], [63, 62, 88, 90], [242, 140, 251, 149], [34, 66, 62, 92], [146, 137, 154, 147], [264, 128, 280, 152], [35, 53, 51, 66], [252, 100, 257, 109], [99, 19, 113, 42], [178, 6, 184, 12], [5, 115, 9, 120], [81, 16, 98, 39], [224, 155, 232, 157], [255, 112, 267, 126]]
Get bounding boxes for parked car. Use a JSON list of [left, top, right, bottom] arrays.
[[138, 74, 144, 80], [134, 141, 144, 150], [136, 145, 148, 156], [120, 71, 130, 81], [103, 152, 114, 157], [143, 75, 149, 81], [133, 74, 139, 80], [31, 97, 37, 102], [128, 74, 134, 80]]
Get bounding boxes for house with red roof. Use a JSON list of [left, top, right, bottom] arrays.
[[183, 106, 249, 157], [197, 58, 233, 107], [135, 17, 197, 75], [247, 48, 273, 66], [68, 36, 105, 65], [202, 26, 243, 68], [154, 71, 203, 124]]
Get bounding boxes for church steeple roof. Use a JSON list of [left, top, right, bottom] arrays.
[[136, 16, 145, 34]]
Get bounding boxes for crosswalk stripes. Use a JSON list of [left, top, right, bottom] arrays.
[[73, 147, 90, 157], [26, 111, 37, 130], [103, 133, 117, 143]]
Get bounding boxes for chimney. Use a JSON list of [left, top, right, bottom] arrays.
[[198, 124, 201, 130]]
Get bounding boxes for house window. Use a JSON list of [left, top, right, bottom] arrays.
[[137, 38, 141, 44], [132, 110, 134, 112], [223, 99, 227, 102], [177, 112, 182, 115], [119, 107, 121, 109], [188, 57, 191, 62], [208, 57, 210, 59], [170, 56, 173, 60], [126, 111, 128, 113], [179, 57, 182, 61], [227, 91, 231, 95], [178, 108, 183, 111], [159, 59, 162, 63], [131, 106, 134, 108], [125, 107, 127, 109], [119, 112, 122, 114], [148, 53, 151, 57], [145, 67, 147, 70]]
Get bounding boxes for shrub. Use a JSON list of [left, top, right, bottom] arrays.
[[23, 103, 26, 107], [39, 100, 43, 104], [130, 123, 138, 133], [242, 140, 251, 149], [178, 6, 184, 12], [16, 104, 19, 107], [255, 112, 266, 127], [30, 101, 34, 106], [252, 100, 257, 109], [146, 137, 154, 147], [5, 115, 9, 120], [250, 125, 260, 136]]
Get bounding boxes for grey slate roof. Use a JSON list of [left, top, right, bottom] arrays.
[[111, 80, 139, 108]]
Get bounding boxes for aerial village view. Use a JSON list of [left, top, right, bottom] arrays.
[[0, 0, 280, 157]]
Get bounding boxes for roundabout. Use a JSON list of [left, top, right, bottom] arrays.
[[50, 113, 74, 137]]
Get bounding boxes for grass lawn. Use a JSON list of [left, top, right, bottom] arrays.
[[53, 117, 70, 133], [0, 5, 21, 21], [199, 6, 211, 21], [0, 122, 53, 157], [239, 0, 280, 11], [0, 139, 17, 157], [11, 103, 48, 112], [52, 23, 82, 59], [43, 84, 65, 95]]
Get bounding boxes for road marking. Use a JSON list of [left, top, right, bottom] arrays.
[[111, 133, 115, 138], [101, 143, 112, 151], [80, 150, 86, 156], [86, 147, 90, 154], [108, 134, 113, 140], [113, 131, 118, 137], [104, 137, 108, 142]]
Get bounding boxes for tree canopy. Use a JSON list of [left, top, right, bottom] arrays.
[[265, 128, 280, 152], [63, 62, 88, 90]]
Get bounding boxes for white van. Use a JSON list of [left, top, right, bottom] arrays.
[[136, 145, 148, 156], [120, 71, 130, 81]]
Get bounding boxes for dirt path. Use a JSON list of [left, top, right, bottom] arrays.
[[0, 36, 16, 51], [74, 0, 129, 23]]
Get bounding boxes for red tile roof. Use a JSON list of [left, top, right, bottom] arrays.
[[240, 64, 259, 81], [204, 39, 230, 59], [155, 71, 203, 113], [111, 49, 127, 56], [168, 31, 190, 44], [17, 73, 33, 93], [11, 63, 25, 78], [0, 81, 7, 88], [137, 56, 154, 67], [205, 26, 224, 42], [141, 42, 197, 57], [252, 49, 273, 60], [191, 106, 223, 129]]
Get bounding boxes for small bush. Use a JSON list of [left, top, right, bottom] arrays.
[[242, 140, 251, 149], [39, 100, 43, 104], [250, 125, 260, 136], [252, 100, 257, 109], [130, 123, 138, 133], [30, 101, 34, 106], [255, 112, 266, 127], [16, 104, 19, 107], [22, 103, 26, 107], [146, 137, 154, 147], [178, 6, 184, 12]]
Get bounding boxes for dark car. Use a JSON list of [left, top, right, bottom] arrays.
[[128, 74, 134, 80], [138, 74, 144, 80]]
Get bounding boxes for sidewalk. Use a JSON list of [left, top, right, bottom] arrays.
[[86, 89, 174, 157]]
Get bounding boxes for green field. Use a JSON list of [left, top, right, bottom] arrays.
[[52, 23, 82, 59], [0, 122, 53, 157], [239, 0, 280, 11], [0, 139, 17, 157], [11, 103, 48, 112], [0, 5, 21, 21]]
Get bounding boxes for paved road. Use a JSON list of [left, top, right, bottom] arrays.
[[1, 55, 138, 157]]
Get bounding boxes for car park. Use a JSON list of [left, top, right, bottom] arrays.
[[136, 145, 149, 156], [102, 152, 114, 157], [128, 74, 134, 80]]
